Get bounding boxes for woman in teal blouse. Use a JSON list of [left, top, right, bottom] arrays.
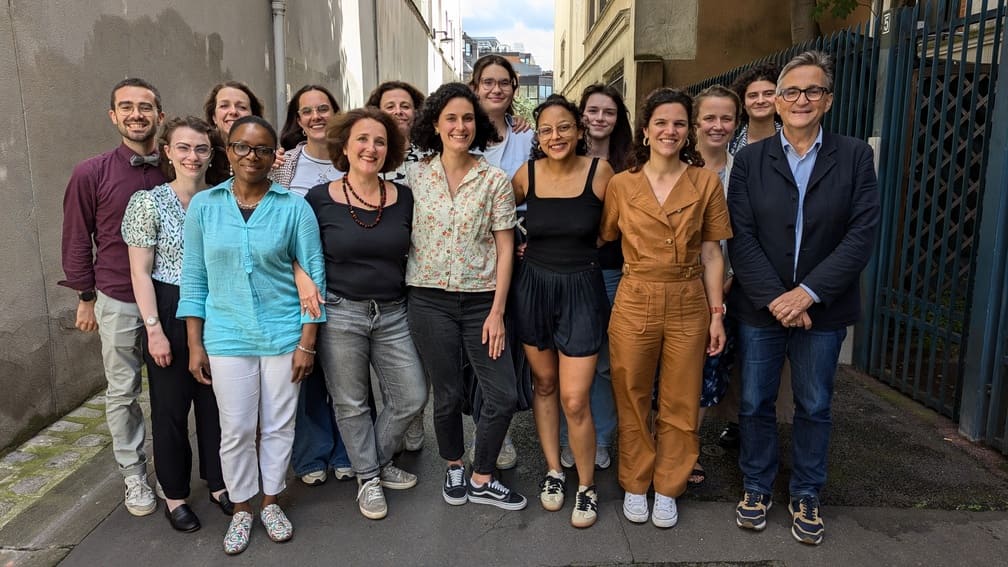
[[177, 115, 325, 555]]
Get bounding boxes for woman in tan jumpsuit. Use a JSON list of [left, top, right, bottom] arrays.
[[600, 88, 732, 529]]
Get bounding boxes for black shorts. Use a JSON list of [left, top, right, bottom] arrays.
[[512, 260, 609, 357]]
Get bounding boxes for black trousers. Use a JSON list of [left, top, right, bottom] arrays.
[[145, 280, 225, 499], [407, 287, 517, 475]]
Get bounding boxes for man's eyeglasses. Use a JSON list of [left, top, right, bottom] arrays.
[[479, 78, 514, 91], [778, 86, 831, 102], [228, 142, 276, 158], [298, 104, 333, 117]]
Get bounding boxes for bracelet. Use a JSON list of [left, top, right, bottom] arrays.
[[296, 344, 316, 355]]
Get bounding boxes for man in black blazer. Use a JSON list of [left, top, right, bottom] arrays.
[[726, 51, 880, 546]]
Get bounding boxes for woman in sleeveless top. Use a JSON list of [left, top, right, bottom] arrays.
[[511, 95, 614, 528]]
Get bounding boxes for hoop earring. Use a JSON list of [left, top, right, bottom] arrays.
[[643, 136, 650, 147]]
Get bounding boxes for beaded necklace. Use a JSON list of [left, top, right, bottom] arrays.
[[341, 176, 385, 228]]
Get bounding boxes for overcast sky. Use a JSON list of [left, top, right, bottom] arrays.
[[461, 0, 555, 71]]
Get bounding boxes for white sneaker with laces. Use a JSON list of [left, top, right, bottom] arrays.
[[622, 492, 649, 523], [652, 493, 678, 528], [380, 462, 417, 490], [124, 474, 156, 516], [300, 469, 327, 486]]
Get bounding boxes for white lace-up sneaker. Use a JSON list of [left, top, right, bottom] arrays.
[[622, 492, 649, 523], [652, 493, 678, 528], [124, 474, 156, 516]]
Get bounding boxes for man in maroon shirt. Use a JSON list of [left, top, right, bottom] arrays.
[[60, 78, 166, 516]]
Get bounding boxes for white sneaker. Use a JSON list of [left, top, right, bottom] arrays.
[[154, 479, 166, 500], [300, 469, 328, 486], [496, 434, 518, 470], [124, 474, 156, 516], [332, 466, 355, 480], [652, 493, 678, 528], [404, 414, 424, 451], [622, 492, 649, 523], [595, 447, 611, 470], [560, 446, 575, 469], [357, 477, 387, 520]]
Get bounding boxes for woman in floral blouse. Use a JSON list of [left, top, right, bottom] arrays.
[[122, 116, 230, 533], [405, 82, 525, 511]]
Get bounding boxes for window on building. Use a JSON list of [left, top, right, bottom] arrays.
[[560, 39, 566, 79], [587, 0, 612, 31]]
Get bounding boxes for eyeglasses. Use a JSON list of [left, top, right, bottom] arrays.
[[171, 143, 213, 158], [536, 122, 576, 138], [228, 142, 276, 158], [479, 78, 514, 91], [298, 104, 333, 117], [115, 102, 157, 115], [778, 86, 831, 102]]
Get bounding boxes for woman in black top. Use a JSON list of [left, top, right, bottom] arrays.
[[511, 95, 614, 528], [305, 107, 427, 521]]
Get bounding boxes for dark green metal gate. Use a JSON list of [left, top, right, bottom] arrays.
[[869, 0, 1005, 428]]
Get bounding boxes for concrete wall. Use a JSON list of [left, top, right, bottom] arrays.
[[0, 0, 459, 452]]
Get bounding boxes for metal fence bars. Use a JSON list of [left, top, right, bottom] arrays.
[[869, 0, 1004, 447]]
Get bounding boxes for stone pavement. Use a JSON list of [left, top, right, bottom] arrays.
[[1, 368, 1007, 566]]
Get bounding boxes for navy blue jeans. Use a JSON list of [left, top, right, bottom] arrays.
[[736, 322, 846, 498], [290, 365, 351, 476]]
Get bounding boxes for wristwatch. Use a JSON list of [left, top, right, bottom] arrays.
[[78, 290, 96, 302], [144, 315, 160, 327], [710, 303, 727, 315]]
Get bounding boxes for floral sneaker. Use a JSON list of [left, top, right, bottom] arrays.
[[223, 511, 253, 555], [261, 503, 293, 542]]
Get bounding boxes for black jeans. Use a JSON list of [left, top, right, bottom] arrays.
[[407, 287, 517, 475], [146, 281, 225, 499]]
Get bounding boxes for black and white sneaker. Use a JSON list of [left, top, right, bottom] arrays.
[[467, 477, 527, 510], [443, 464, 468, 505]]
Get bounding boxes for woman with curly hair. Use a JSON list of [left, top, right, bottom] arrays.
[[600, 88, 731, 529], [406, 82, 525, 511], [511, 94, 614, 527]]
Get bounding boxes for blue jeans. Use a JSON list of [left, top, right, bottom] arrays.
[[290, 365, 351, 476], [560, 268, 620, 448], [736, 322, 846, 498], [317, 294, 427, 479]]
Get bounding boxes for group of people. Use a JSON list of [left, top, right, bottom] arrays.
[[60, 50, 878, 555]]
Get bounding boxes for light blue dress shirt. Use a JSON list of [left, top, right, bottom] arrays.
[[780, 128, 823, 303], [177, 179, 326, 357]]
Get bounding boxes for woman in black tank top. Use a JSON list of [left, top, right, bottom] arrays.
[[511, 95, 614, 528]]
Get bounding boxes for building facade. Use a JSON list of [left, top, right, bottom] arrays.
[[554, 0, 794, 115], [0, 0, 461, 451]]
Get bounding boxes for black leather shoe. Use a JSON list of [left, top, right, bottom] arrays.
[[165, 503, 200, 533], [718, 422, 740, 449], [210, 491, 235, 516]]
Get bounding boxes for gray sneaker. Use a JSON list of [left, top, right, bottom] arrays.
[[496, 434, 518, 470], [403, 414, 425, 451], [560, 446, 575, 469], [356, 477, 387, 520], [124, 474, 156, 516], [380, 462, 417, 490]]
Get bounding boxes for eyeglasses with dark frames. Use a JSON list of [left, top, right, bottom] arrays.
[[778, 86, 831, 102], [228, 142, 276, 158]]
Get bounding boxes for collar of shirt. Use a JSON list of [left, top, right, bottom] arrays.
[[781, 127, 823, 165]]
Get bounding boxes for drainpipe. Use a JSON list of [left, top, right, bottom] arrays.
[[271, 0, 287, 126]]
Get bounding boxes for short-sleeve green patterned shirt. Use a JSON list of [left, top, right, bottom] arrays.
[[121, 183, 188, 285]]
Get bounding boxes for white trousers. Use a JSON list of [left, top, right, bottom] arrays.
[[209, 353, 299, 502]]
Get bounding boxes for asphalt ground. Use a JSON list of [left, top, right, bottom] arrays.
[[1, 367, 1006, 566]]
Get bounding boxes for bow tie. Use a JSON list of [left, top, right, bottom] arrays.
[[130, 154, 159, 167]]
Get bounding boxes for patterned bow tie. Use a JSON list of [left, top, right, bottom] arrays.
[[130, 154, 159, 167]]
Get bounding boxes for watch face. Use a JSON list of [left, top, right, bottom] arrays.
[[145, 316, 159, 326]]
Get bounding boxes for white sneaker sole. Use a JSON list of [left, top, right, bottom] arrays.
[[381, 477, 417, 490], [359, 504, 387, 520], [653, 513, 678, 528], [468, 494, 527, 511], [443, 490, 468, 506], [125, 501, 157, 516]]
